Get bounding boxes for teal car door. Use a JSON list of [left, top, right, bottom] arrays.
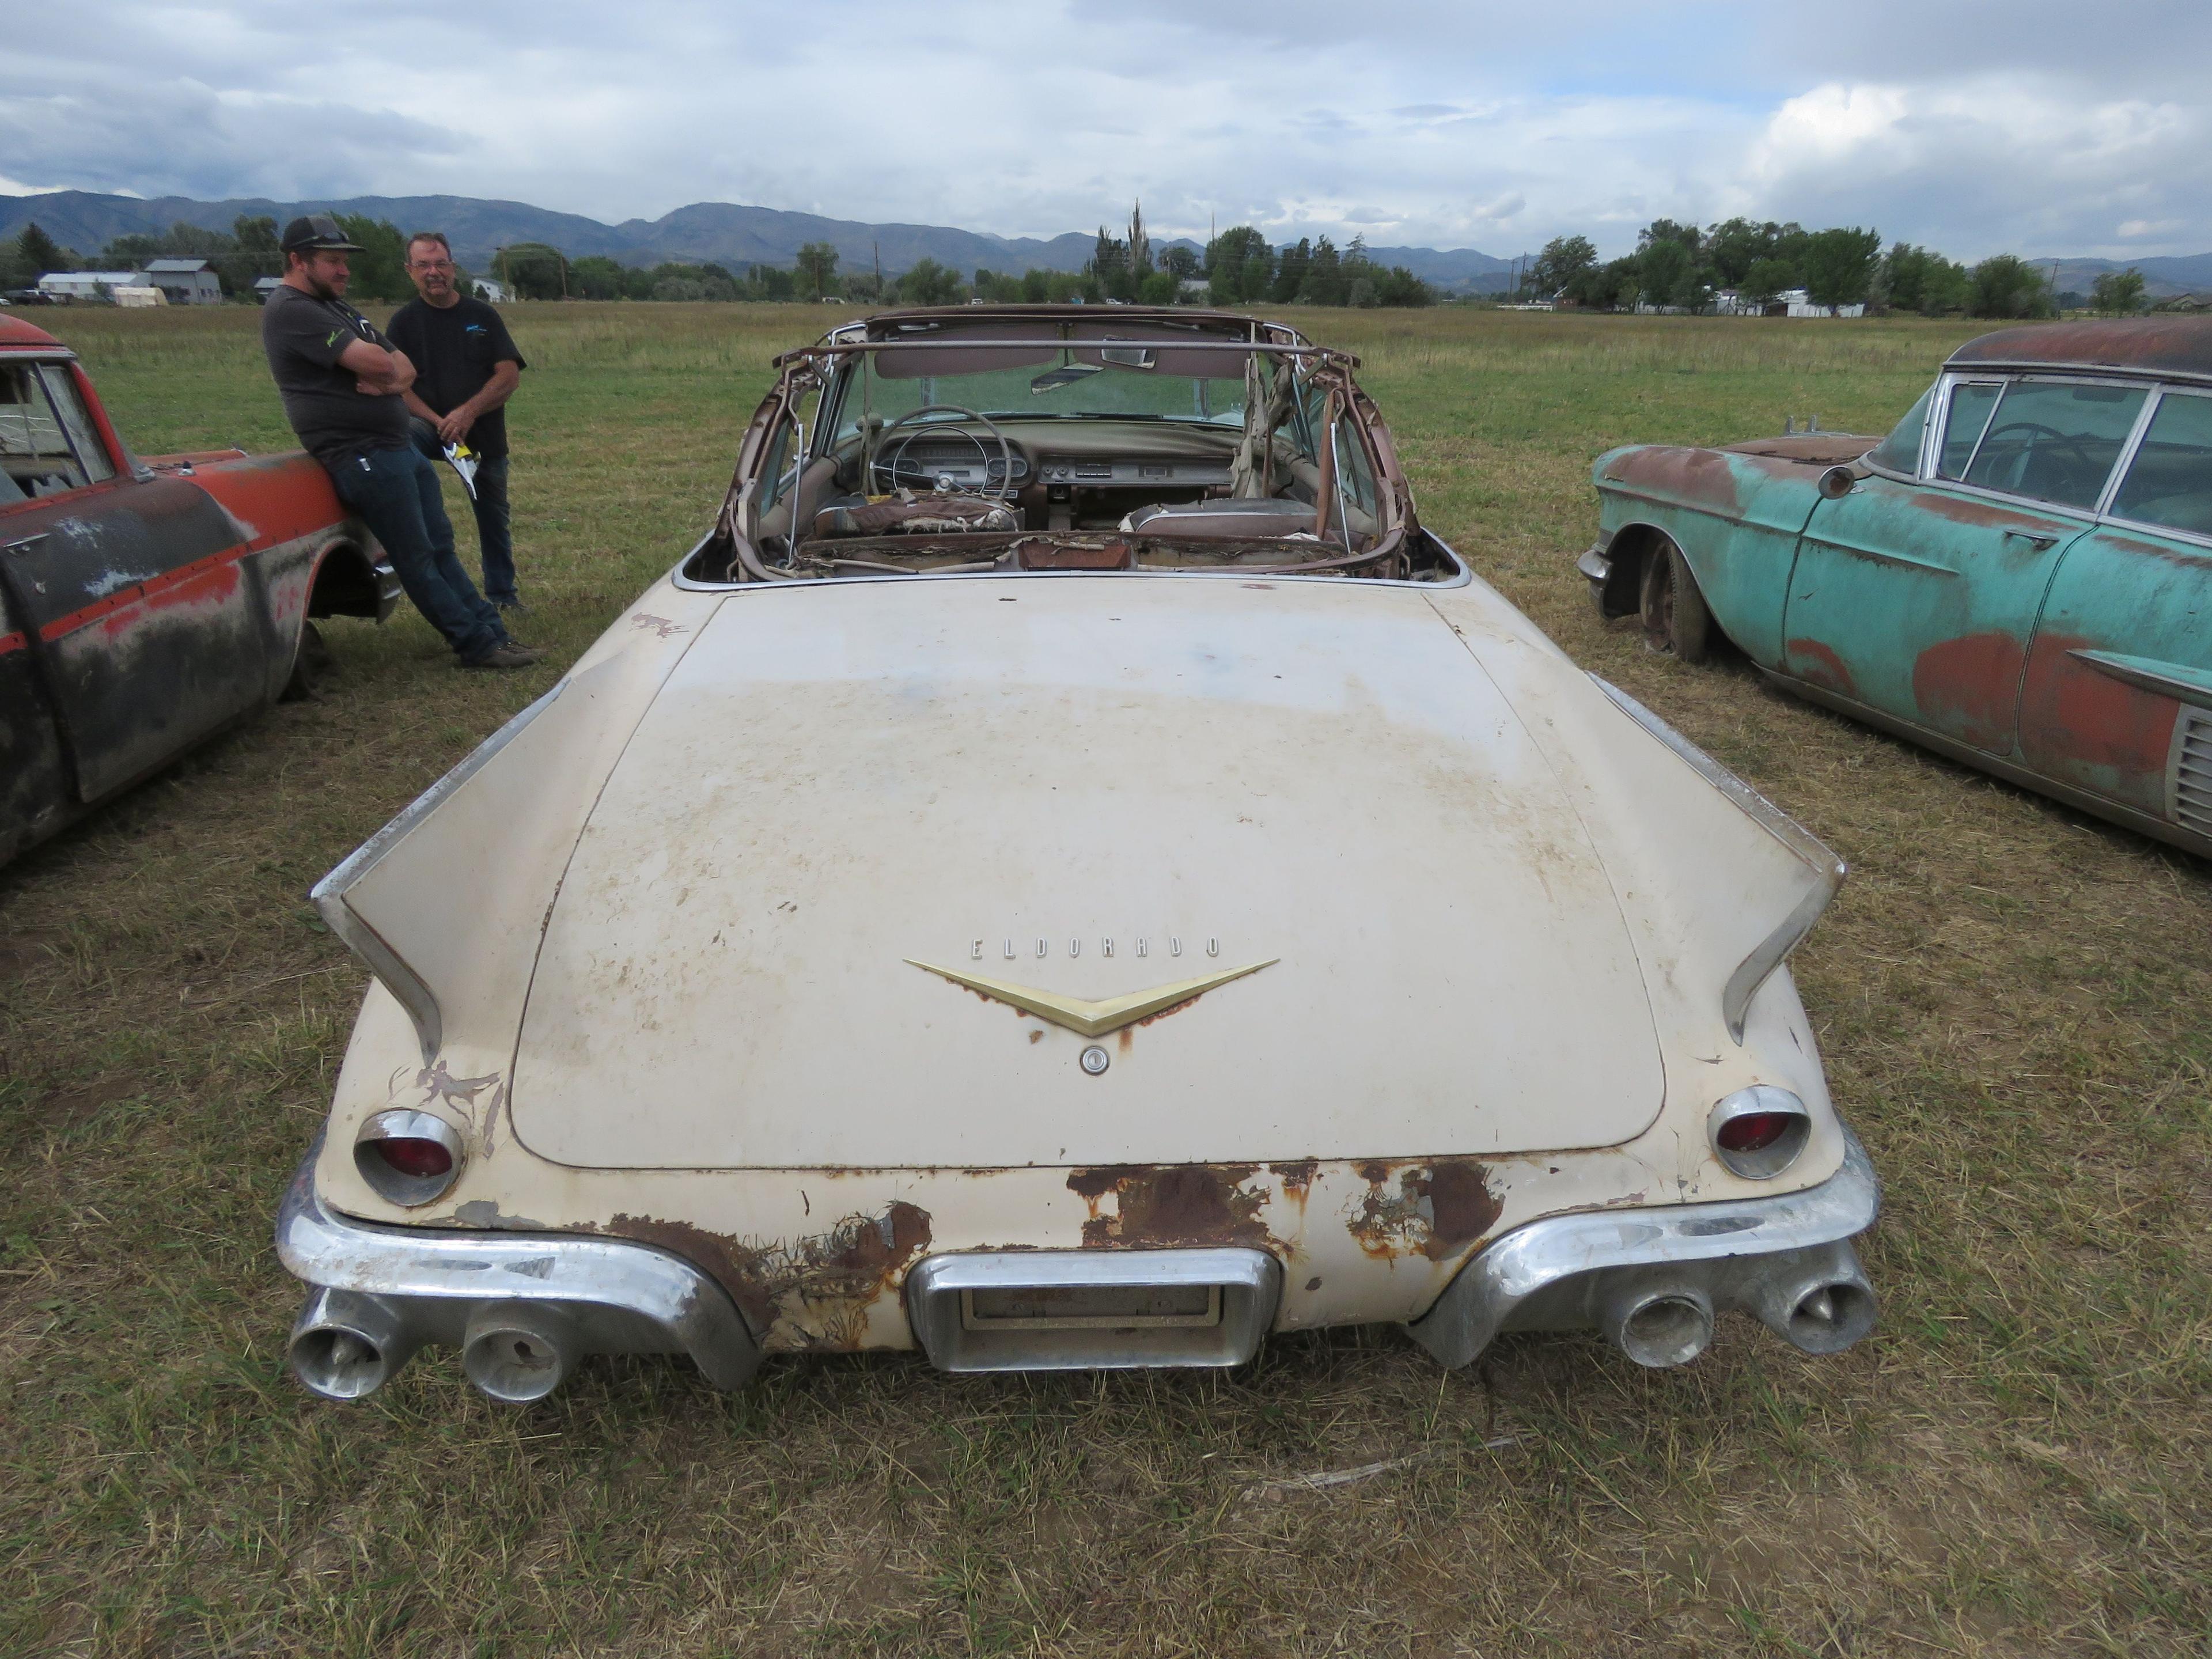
[[1779, 376, 2149, 757], [2018, 385, 2212, 830]]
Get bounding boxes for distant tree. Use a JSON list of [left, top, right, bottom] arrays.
[[1375, 266, 1432, 308], [1741, 257, 1796, 307], [794, 241, 839, 301], [2090, 268, 2147, 316], [1800, 226, 1882, 309], [1301, 237, 1344, 306], [1583, 256, 1641, 311], [16, 222, 65, 277], [1525, 235, 1597, 301], [1270, 237, 1311, 304], [897, 257, 965, 306], [844, 270, 887, 303], [1205, 225, 1272, 305], [1969, 254, 2055, 320], [1879, 243, 1968, 316], [1138, 270, 1179, 305], [336, 215, 412, 300], [1346, 276, 1380, 309], [1638, 219, 1703, 259], [1703, 218, 1787, 289], [1638, 237, 1693, 308], [1160, 244, 1200, 280], [568, 255, 637, 300]]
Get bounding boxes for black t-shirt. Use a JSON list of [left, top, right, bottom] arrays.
[[385, 294, 525, 459], [260, 283, 411, 467]]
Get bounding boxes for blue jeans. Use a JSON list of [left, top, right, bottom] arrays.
[[331, 445, 506, 662], [411, 427, 518, 604]]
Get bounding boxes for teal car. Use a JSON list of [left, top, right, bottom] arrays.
[[1582, 319, 2212, 860]]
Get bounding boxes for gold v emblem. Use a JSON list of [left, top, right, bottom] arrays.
[[906, 957, 1279, 1037]]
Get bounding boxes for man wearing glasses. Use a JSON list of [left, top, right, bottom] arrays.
[[260, 215, 539, 671], [388, 232, 529, 613]]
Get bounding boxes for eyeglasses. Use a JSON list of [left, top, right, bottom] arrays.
[[410, 260, 455, 272]]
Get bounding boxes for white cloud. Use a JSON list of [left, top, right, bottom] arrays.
[[3, 2, 2207, 259]]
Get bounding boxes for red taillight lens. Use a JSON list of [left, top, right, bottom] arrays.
[[1715, 1112, 1794, 1154], [373, 1137, 454, 1180]]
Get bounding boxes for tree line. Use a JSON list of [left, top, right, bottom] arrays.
[[1, 211, 2169, 319], [1518, 218, 2143, 319]]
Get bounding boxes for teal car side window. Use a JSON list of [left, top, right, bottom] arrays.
[[1960, 379, 2147, 512], [2109, 390, 2212, 538], [1866, 385, 1933, 474], [1937, 381, 2003, 479]]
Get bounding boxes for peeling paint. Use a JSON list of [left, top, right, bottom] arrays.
[[1066, 1164, 1272, 1249], [601, 1202, 933, 1349], [1347, 1160, 1501, 1263]]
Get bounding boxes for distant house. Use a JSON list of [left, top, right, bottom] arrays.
[[111, 286, 166, 308], [1178, 276, 1210, 302], [471, 278, 511, 304], [143, 258, 225, 305], [1774, 288, 1865, 319], [37, 271, 146, 302], [252, 276, 284, 303]]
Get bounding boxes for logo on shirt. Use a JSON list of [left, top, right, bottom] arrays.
[[325, 329, 346, 347]]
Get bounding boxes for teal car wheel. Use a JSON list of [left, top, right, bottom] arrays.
[[1639, 536, 1712, 664]]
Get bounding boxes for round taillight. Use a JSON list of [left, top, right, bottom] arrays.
[[354, 1109, 464, 1206], [374, 1137, 454, 1180], [1716, 1112, 1794, 1154], [1708, 1087, 1810, 1179]]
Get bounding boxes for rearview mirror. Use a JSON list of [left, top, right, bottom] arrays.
[[1031, 363, 1103, 394]]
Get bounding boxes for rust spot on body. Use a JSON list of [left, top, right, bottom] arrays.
[[1912, 631, 2025, 751], [1065, 1164, 1270, 1248], [601, 1201, 931, 1350], [1615, 446, 1744, 517], [2020, 632, 2183, 793], [1786, 637, 1858, 699], [1347, 1160, 1501, 1262]]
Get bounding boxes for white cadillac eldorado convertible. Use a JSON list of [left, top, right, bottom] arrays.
[[279, 306, 1878, 1404]]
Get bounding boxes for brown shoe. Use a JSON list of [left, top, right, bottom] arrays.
[[460, 642, 547, 669]]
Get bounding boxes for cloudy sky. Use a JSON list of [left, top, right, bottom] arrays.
[[3, 1, 2205, 259]]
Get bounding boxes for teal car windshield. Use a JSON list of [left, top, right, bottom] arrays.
[[1868, 385, 1933, 473]]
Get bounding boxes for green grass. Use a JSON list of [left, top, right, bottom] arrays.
[[1, 303, 2207, 1657]]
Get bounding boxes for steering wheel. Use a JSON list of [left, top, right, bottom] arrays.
[[1978, 419, 2097, 492], [869, 404, 1017, 499]]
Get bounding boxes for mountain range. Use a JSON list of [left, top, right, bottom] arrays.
[[0, 190, 1522, 291], [8, 190, 2202, 298]]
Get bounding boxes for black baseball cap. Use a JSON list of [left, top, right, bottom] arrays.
[[280, 214, 365, 254]]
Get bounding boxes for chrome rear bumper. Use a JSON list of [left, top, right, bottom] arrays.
[[1407, 1124, 1880, 1368], [277, 1120, 1877, 1400], [275, 1147, 761, 1401]]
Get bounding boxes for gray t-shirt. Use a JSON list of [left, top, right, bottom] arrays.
[[260, 284, 411, 467]]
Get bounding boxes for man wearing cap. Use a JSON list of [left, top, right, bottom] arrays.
[[388, 232, 528, 613], [260, 214, 540, 670]]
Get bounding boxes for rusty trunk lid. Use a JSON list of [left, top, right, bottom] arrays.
[[509, 576, 1664, 1169]]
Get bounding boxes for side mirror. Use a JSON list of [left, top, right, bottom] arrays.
[[1817, 465, 1856, 500]]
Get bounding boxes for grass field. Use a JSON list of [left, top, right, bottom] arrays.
[[1, 302, 2206, 1658]]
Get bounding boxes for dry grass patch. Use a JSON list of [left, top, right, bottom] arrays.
[[0, 304, 2205, 1657]]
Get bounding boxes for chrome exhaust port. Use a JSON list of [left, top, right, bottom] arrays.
[[463, 1301, 581, 1403], [1596, 1270, 1716, 1369], [289, 1287, 422, 1400], [1736, 1240, 1877, 1355]]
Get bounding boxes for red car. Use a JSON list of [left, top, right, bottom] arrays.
[[0, 315, 397, 867]]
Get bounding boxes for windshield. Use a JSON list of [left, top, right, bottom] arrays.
[[828, 352, 1248, 445]]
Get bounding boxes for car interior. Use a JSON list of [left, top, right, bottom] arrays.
[[0, 361, 112, 501], [689, 317, 1455, 583]]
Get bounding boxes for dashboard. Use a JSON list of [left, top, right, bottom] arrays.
[[872, 422, 1239, 493]]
